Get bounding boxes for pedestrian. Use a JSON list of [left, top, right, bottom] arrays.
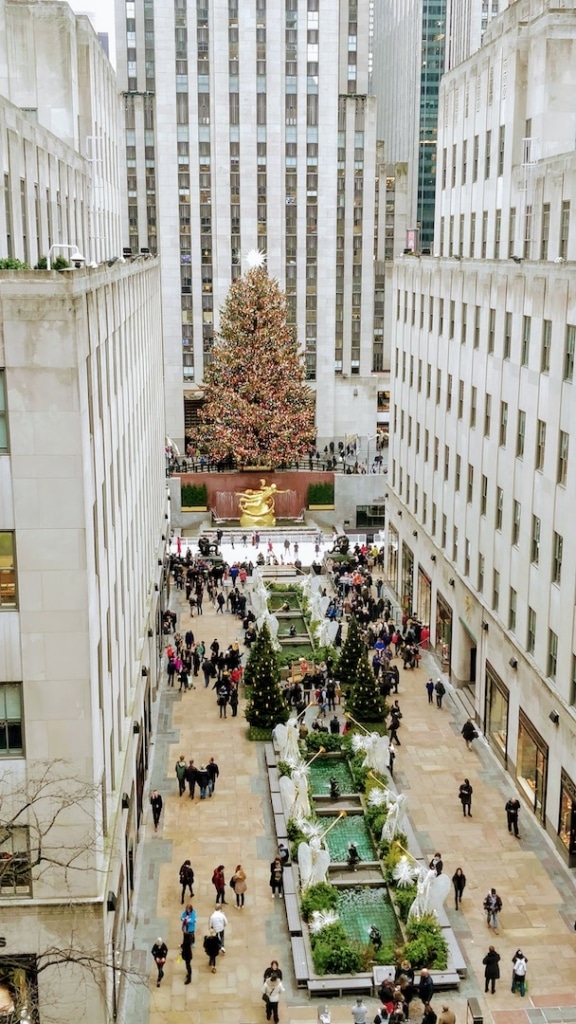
[[209, 906, 228, 952], [179, 859, 195, 903], [330, 714, 340, 734], [185, 759, 197, 799], [150, 790, 163, 832], [387, 741, 396, 779], [434, 679, 446, 708], [438, 1007, 456, 1024], [263, 972, 285, 1024], [505, 796, 521, 837], [217, 683, 229, 718], [270, 856, 284, 898], [426, 678, 434, 704], [216, 591, 225, 613], [418, 968, 434, 1006], [203, 927, 221, 972], [351, 997, 368, 1024], [181, 932, 193, 984], [151, 937, 168, 987], [452, 867, 466, 910], [483, 888, 502, 932], [482, 945, 500, 994], [511, 950, 528, 996], [263, 960, 283, 981], [212, 864, 227, 904], [175, 754, 187, 796], [196, 763, 210, 799], [230, 685, 239, 716], [422, 1003, 437, 1024], [231, 863, 247, 908], [461, 718, 478, 749], [388, 709, 402, 745], [429, 852, 443, 875], [458, 778, 473, 817], [180, 902, 197, 945], [207, 757, 219, 795]]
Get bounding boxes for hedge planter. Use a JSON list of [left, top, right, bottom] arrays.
[[181, 483, 208, 510]]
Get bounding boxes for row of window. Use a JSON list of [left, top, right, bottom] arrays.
[[438, 200, 571, 261]]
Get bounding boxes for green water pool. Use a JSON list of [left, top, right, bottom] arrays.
[[337, 886, 400, 945], [277, 615, 308, 636], [268, 592, 302, 610], [323, 814, 375, 862], [309, 759, 355, 795]]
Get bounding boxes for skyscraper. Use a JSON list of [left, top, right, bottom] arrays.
[[116, 0, 388, 449], [373, 0, 448, 252]]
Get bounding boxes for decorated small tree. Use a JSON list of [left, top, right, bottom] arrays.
[[198, 259, 316, 466], [348, 653, 386, 723], [335, 616, 365, 694], [244, 623, 290, 729]]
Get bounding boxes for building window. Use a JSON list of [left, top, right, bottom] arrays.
[[470, 386, 477, 427], [523, 203, 532, 259], [498, 125, 505, 176], [472, 135, 479, 181], [481, 474, 488, 515], [495, 487, 503, 531], [453, 525, 458, 563], [535, 418, 546, 471], [484, 394, 491, 437], [0, 532, 17, 608], [531, 515, 540, 564], [434, 438, 439, 471], [485, 667, 509, 761], [552, 532, 563, 585], [499, 401, 508, 447], [436, 368, 442, 405], [564, 324, 575, 382], [0, 825, 31, 895], [557, 430, 569, 486], [458, 380, 464, 419], [0, 371, 7, 450], [447, 373, 453, 410], [516, 409, 525, 457], [503, 311, 512, 359], [467, 464, 474, 503], [512, 499, 521, 545], [432, 502, 437, 536], [540, 203, 550, 260], [488, 308, 495, 353], [541, 320, 551, 373], [508, 206, 516, 257], [477, 552, 484, 591], [527, 607, 536, 654], [495, 208, 502, 258], [559, 201, 570, 259], [492, 569, 499, 611], [517, 710, 547, 822], [474, 305, 480, 348], [0, 682, 23, 756], [521, 316, 530, 366], [558, 769, 576, 857], [443, 443, 449, 480], [455, 454, 461, 491], [509, 587, 517, 631]]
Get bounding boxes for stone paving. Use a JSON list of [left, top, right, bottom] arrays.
[[125, 571, 576, 1024]]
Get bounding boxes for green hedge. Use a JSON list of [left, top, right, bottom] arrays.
[[300, 882, 338, 922], [307, 481, 335, 505], [181, 483, 208, 507]]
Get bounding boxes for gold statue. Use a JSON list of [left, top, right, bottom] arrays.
[[236, 478, 287, 527]]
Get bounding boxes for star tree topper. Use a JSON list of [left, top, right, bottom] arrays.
[[244, 248, 267, 270]]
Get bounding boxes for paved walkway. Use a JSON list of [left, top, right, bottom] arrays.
[[126, 575, 576, 1024]]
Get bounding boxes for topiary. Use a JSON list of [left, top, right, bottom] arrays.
[[300, 882, 338, 922]]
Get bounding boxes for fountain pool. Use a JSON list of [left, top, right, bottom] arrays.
[[323, 814, 374, 862], [268, 592, 302, 611], [337, 886, 400, 945], [309, 759, 355, 796]]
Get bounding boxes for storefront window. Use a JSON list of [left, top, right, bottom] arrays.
[[401, 542, 414, 614], [387, 523, 398, 595], [558, 769, 576, 858], [417, 565, 431, 629], [517, 711, 548, 823], [484, 665, 509, 762], [436, 591, 452, 669]]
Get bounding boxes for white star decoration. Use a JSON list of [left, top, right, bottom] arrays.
[[244, 248, 267, 270]]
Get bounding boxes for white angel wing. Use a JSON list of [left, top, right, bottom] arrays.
[[392, 855, 420, 887], [429, 872, 451, 914], [273, 723, 288, 757], [309, 575, 322, 595], [293, 773, 311, 818], [279, 775, 296, 817], [318, 596, 331, 616], [268, 614, 279, 638], [327, 620, 339, 642], [315, 620, 331, 646], [311, 847, 331, 884], [373, 736, 391, 775], [286, 720, 301, 759], [298, 842, 313, 889]]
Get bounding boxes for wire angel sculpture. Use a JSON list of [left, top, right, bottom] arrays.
[[308, 909, 340, 935], [408, 866, 451, 922], [273, 718, 300, 761], [392, 855, 420, 888], [380, 792, 407, 843], [298, 836, 331, 890]]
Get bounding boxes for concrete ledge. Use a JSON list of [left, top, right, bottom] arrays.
[[268, 766, 281, 792], [414, 969, 461, 990], [442, 927, 468, 976], [307, 975, 373, 997], [285, 893, 302, 935], [291, 935, 309, 986], [265, 743, 277, 767], [282, 865, 297, 896]]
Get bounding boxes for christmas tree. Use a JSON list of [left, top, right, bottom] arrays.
[[198, 262, 316, 466], [244, 623, 290, 729], [336, 616, 365, 694], [348, 652, 386, 723]]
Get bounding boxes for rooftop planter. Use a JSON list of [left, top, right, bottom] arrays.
[[307, 481, 335, 510], [181, 482, 208, 511]]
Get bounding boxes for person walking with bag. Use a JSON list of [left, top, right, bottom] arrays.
[[263, 972, 285, 1024], [482, 945, 500, 993], [180, 902, 197, 945], [458, 779, 473, 817], [175, 754, 187, 796], [212, 864, 227, 905], [511, 950, 528, 996], [203, 928, 221, 973], [151, 937, 168, 987], [452, 867, 466, 910], [232, 864, 247, 908], [179, 860, 195, 903], [483, 888, 502, 932]]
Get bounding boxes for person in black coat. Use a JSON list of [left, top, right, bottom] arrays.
[[150, 790, 163, 832], [452, 867, 466, 910], [418, 969, 434, 1005], [422, 1004, 437, 1024], [181, 933, 193, 984], [151, 938, 168, 986], [458, 779, 473, 817], [482, 946, 500, 994]]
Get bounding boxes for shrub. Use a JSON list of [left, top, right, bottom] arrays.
[[0, 257, 30, 270], [181, 482, 208, 507], [307, 481, 335, 505], [300, 882, 338, 922], [305, 733, 344, 753], [374, 941, 397, 966], [247, 726, 272, 741], [310, 922, 363, 975], [277, 760, 293, 778], [34, 255, 69, 270], [403, 915, 448, 969], [349, 751, 370, 792], [364, 802, 388, 839], [392, 884, 418, 923]]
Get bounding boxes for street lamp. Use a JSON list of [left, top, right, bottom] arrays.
[[46, 244, 85, 269]]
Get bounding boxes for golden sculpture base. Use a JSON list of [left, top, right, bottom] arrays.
[[239, 512, 276, 528]]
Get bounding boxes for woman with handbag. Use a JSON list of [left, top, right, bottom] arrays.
[[262, 972, 285, 1023], [232, 864, 247, 908]]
